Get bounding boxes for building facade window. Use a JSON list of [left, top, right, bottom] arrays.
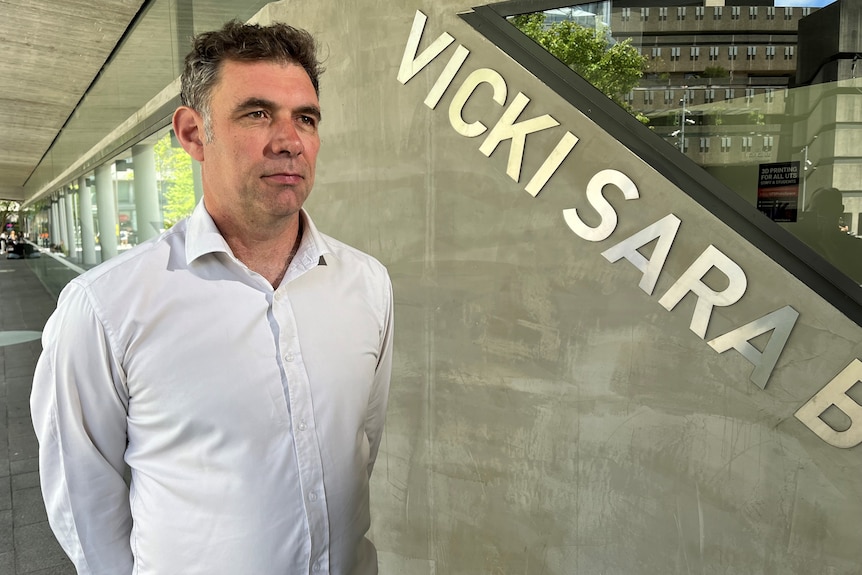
[[659, 7, 668, 21], [765, 88, 775, 103], [664, 89, 674, 104], [732, 6, 741, 20], [652, 46, 662, 59], [641, 7, 649, 21], [785, 46, 795, 59], [721, 137, 732, 152], [763, 136, 774, 151], [742, 136, 753, 152], [802, 7, 812, 16], [728, 46, 738, 60], [695, 6, 704, 20], [785, 7, 794, 20], [725, 88, 735, 100], [747, 46, 757, 60], [714, 6, 723, 20], [709, 46, 719, 61], [677, 7, 686, 20], [621, 7, 631, 21], [700, 137, 711, 153], [671, 47, 681, 61], [766, 45, 776, 60], [749, 6, 758, 19], [745, 88, 755, 103], [690, 46, 700, 60], [644, 90, 655, 105], [705, 89, 715, 103], [767, 6, 776, 20]]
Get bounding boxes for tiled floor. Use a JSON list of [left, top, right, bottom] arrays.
[[0, 256, 75, 574]]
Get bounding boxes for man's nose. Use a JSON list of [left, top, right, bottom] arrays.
[[271, 120, 303, 156]]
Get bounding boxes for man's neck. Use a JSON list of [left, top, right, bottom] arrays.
[[215, 211, 304, 288]]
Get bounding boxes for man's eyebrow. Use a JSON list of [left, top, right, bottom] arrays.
[[233, 97, 276, 113]]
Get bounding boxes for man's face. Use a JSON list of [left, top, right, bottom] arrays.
[[200, 59, 321, 227]]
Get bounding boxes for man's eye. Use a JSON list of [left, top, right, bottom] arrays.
[[248, 111, 267, 119], [299, 115, 317, 127]]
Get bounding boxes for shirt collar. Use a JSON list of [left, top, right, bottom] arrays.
[[185, 200, 336, 269]]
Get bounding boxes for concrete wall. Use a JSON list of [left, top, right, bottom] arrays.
[[257, 2, 862, 573]]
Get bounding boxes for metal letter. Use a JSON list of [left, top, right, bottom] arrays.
[[795, 359, 862, 448], [602, 214, 682, 295], [524, 131, 579, 198], [707, 305, 799, 389], [563, 169, 640, 242], [397, 11, 455, 84], [448, 68, 507, 138], [658, 245, 747, 339], [479, 92, 559, 182], [424, 45, 470, 109]]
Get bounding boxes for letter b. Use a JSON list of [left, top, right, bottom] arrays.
[[795, 359, 862, 449]]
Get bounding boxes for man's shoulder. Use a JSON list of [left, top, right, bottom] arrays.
[[319, 232, 389, 278], [69, 221, 189, 292]]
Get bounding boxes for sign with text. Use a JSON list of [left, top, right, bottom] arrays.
[[757, 161, 799, 222]]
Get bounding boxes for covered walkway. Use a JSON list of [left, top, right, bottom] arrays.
[[0, 253, 74, 574]]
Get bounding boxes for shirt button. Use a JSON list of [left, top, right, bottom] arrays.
[[297, 420, 307, 431], [309, 491, 318, 502], [313, 562, 320, 572], [284, 352, 294, 362]]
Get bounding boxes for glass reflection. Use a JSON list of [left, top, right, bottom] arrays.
[[511, 0, 862, 284]]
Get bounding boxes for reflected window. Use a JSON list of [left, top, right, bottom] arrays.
[[509, 0, 862, 286]]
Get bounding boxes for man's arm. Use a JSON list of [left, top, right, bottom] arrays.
[[31, 282, 133, 574], [365, 275, 394, 478]]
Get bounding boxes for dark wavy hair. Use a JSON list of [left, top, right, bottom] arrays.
[[180, 20, 323, 139]]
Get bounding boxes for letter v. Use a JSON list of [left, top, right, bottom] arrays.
[[398, 11, 455, 84]]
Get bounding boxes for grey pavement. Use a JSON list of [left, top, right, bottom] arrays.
[[0, 255, 75, 574]]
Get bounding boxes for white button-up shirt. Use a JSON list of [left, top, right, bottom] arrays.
[[31, 203, 394, 575]]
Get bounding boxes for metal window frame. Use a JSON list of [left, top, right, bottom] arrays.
[[459, 1, 862, 326]]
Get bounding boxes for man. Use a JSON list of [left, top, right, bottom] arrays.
[[31, 20, 394, 575]]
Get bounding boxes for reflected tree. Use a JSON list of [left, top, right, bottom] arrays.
[[512, 12, 648, 123], [154, 136, 195, 228]]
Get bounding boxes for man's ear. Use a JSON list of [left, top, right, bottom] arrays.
[[172, 106, 206, 162]]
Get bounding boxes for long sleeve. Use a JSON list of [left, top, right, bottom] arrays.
[[365, 275, 394, 478], [30, 282, 133, 575]]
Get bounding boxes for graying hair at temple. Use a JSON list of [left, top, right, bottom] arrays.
[[180, 19, 324, 139]]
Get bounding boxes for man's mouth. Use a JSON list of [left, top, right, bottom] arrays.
[[262, 173, 304, 185]]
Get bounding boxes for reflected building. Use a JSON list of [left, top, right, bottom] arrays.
[[604, 0, 862, 233]]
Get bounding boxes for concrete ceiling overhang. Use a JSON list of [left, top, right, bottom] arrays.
[[0, 0, 146, 201]]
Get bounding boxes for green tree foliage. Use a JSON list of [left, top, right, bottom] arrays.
[[0, 201, 18, 231], [702, 66, 729, 78], [154, 136, 196, 228], [511, 12, 648, 123]]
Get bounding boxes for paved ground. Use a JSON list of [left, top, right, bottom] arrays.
[[0, 255, 76, 574]]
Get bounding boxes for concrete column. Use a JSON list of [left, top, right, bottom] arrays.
[[95, 163, 119, 261], [57, 193, 69, 254], [50, 198, 60, 248], [64, 188, 76, 259], [132, 143, 161, 242], [79, 175, 97, 265], [192, 159, 203, 205]]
